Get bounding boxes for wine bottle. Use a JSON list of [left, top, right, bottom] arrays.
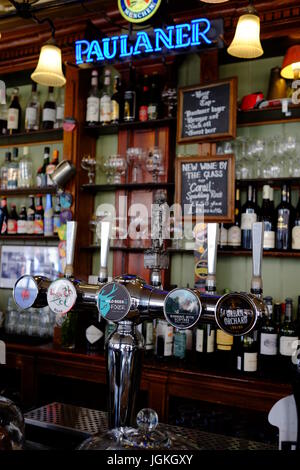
[[86, 70, 100, 125], [215, 329, 234, 371], [237, 331, 258, 374], [27, 195, 36, 235], [36, 147, 50, 188], [155, 319, 173, 362], [42, 87, 56, 130], [0, 100, 8, 135], [7, 147, 19, 189], [218, 223, 228, 249], [44, 194, 54, 237], [7, 88, 21, 135], [100, 68, 112, 125], [260, 185, 275, 250], [7, 204, 18, 235], [25, 82, 40, 131], [259, 296, 278, 376], [228, 188, 241, 248], [55, 87, 64, 129], [173, 329, 187, 362], [18, 147, 33, 188], [138, 74, 149, 122], [111, 75, 122, 125], [279, 298, 298, 374], [292, 190, 300, 250], [0, 197, 8, 234], [276, 184, 294, 250], [241, 185, 258, 250], [0, 152, 11, 189], [148, 72, 159, 120], [86, 312, 105, 354], [123, 67, 136, 122], [34, 195, 44, 235], [17, 205, 27, 235], [195, 323, 215, 366]]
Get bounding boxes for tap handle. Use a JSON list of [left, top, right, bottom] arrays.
[[251, 222, 263, 295], [65, 221, 77, 278], [206, 223, 219, 293], [13, 275, 50, 309], [98, 221, 111, 284]]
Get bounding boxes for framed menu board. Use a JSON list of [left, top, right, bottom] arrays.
[[177, 78, 237, 144], [175, 154, 235, 222]]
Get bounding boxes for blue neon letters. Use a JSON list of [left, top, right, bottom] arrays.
[[75, 18, 212, 65]]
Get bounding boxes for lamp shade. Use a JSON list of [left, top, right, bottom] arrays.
[[281, 45, 300, 79], [31, 43, 66, 87], [200, 1, 229, 3], [227, 13, 264, 59]]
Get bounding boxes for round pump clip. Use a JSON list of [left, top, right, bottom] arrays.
[[47, 278, 77, 315], [14, 275, 40, 309], [215, 292, 259, 336], [97, 281, 131, 322], [163, 288, 202, 330]]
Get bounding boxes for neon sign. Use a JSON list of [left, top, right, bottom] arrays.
[[75, 18, 221, 65]]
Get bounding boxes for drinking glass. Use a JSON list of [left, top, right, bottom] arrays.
[[251, 138, 265, 179], [126, 147, 146, 183], [81, 155, 97, 184], [285, 136, 297, 177], [236, 137, 252, 179], [101, 154, 127, 184], [145, 147, 164, 182]]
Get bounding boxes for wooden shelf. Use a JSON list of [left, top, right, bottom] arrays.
[[236, 177, 300, 189], [237, 104, 300, 127], [0, 128, 63, 147], [81, 182, 175, 193], [0, 235, 59, 241], [84, 117, 177, 136], [0, 186, 57, 196]]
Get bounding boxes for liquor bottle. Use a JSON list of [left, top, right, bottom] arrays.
[[7, 147, 19, 189], [236, 331, 258, 374], [215, 328, 234, 370], [85, 312, 105, 353], [0, 100, 8, 135], [138, 74, 149, 122], [148, 72, 159, 120], [17, 205, 27, 234], [86, 70, 100, 125], [241, 185, 258, 250], [227, 188, 241, 248], [0, 152, 11, 189], [123, 67, 136, 122], [195, 323, 215, 367], [42, 87, 56, 130], [111, 75, 122, 125], [274, 302, 282, 332], [46, 149, 59, 185], [36, 147, 50, 187], [279, 298, 298, 372], [34, 195, 44, 234], [276, 184, 294, 250], [0, 197, 8, 234], [53, 195, 61, 235], [259, 296, 278, 375], [55, 87, 64, 129], [218, 223, 228, 249], [173, 329, 187, 362], [18, 146, 33, 188], [27, 195, 36, 235], [155, 319, 173, 361], [7, 88, 21, 135], [142, 319, 154, 358], [260, 185, 275, 250], [100, 68, 112, 125], [292, 191, 300, 250], [44, 194, 54, 237], [7, 204, 18, 235], [25, 82, 40, 131]]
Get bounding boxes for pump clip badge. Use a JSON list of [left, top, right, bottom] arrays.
[[98, 282, 131, 322], [118, 0, 161, 24]]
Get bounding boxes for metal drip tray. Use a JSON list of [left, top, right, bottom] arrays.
[[24, 402, 276, 450], [25, 402, 109, 438]]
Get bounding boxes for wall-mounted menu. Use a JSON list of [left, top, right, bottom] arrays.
[[177, 78, 237, 144], [175, 155, 235, 222]]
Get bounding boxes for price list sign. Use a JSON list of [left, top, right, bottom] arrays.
[[177, 78, 237, 144], [175, 155, 235, 222]]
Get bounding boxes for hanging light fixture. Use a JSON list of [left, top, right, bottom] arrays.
[[281, 45, 300, 80], [200, 1, 229, 3], [31, 36, 66, 87], [227, 1, 263, 59]]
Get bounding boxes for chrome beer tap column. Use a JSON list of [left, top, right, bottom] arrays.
[[215, 222, 267, 336]]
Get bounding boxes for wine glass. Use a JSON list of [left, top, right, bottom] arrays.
[[100, 154, 127, 184], [145, 147, 164, 182], [81, 155, 97, 184], [236, 137, 252, 179], [126, 147, 146, 183]]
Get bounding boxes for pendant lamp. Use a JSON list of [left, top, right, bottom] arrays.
[[227, 2, 263, 59], [31, 37, 66, 87], [281, 45, 300, 80]]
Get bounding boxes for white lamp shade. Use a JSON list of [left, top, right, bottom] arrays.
[[31, 44, 66, 87], [227, 13, 264, 59]]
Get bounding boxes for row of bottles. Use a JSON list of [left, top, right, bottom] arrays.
[[0, 84, 64, 135], [0, 194, 61, 236], [220, 183, 300, 251], [0, 146, 59, 189], [86, 68, 162, 126]]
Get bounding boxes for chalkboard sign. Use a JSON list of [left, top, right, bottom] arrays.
[[175, 155, 235, 222], [177, 78, 237, 144]]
